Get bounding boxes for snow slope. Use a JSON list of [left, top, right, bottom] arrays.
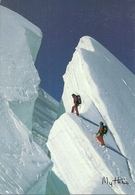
[[32, 87, 59, 153], [0, 5, 54, 194], [1, 4, 135, 194], [0, 5, 41, 130], [47, 36, 135, 194], [0, 95, 52, 194]]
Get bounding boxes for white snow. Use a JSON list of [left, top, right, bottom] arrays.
[[0, 95, 52, 194], [0, 5, 42, 130], [0, 5, 55, 194], [1, 4, 135, 195], [32, 87, 59, 153], [47, 36, 135, 194]]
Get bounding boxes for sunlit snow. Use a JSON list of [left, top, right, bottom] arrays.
[[0, 5, 56, 194], [47, 36, 135, 194], [0, 4, 135, 195]]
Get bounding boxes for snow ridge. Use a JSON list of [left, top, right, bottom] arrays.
[[47, 36, 135, 194]]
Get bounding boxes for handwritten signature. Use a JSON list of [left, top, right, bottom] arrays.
[[102, 176, 129, 187]]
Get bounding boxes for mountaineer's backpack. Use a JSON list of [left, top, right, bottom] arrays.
[[102, 125, 108, 135], [76, 95, 82, 104]]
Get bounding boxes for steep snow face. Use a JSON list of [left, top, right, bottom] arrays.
[[47, 36, 135, 194], [0, 6, 53, 194], [0, 95, 52, 194], [32, 88, 59, 153], [48, 114, 134, 194], [63, 36, 135, 180], [0, 5, 41, 130]]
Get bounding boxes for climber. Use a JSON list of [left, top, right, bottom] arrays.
[[71, 94, 81, 116], [96, 121, 106, 146]]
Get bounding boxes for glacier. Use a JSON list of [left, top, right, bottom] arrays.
[[1, 4, 135, 195], [0, 5, 58, 194], [32, 87, 59, 154], [47, 36, 135, 194]]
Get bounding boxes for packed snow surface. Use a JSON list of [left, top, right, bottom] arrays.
[[47, 36, 135, 194], [32, 87, 59, 153], [1, 4, 135, 195], [0, 5, 54, 194]]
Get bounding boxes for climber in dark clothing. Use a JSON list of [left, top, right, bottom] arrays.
[[71, 94, 79, 116]]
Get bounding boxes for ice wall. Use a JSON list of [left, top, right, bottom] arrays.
[[0, 94, 53, 194], [32, 87, 59, 153], [62, 36, 135, 181], [47, 114, 127, 194], [0, 5, 53, 194], [47, 36, 135, 194], [0, 5, 41, 130]]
